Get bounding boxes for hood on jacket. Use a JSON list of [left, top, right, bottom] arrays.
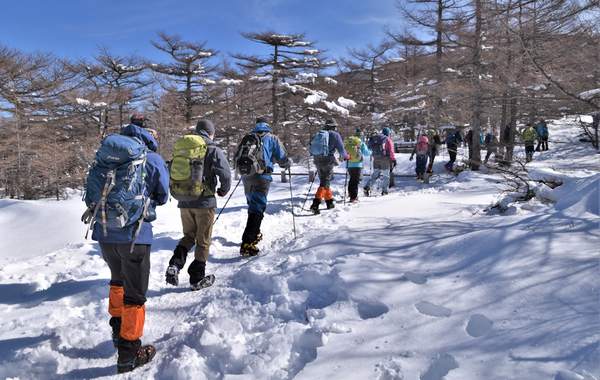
[[120, 124, 158, 152], [251, 123, 273, 134]]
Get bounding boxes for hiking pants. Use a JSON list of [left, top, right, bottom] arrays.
[[313, 156, 336, 190], [100, 242, 151, 359], [415, 155, 429, 176], [367, 157, 391, 192], [242, 177, 271, 217], [177, 207, 216, 263], [525, 142, 535, 161], [347, 167, 362, 200], [241, 177, 270, 244], [428, 145, 438, 168], [536, 137, 548, 151]]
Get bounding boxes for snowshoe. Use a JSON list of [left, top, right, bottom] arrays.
[[191, 274, 215, 291], [165, 265, 179, 286], [117, 345, 156, 373]]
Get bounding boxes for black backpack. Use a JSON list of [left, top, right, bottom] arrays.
[[234, 132, 271, 176]]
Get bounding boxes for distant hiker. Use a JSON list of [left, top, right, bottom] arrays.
[[484, 132, 499, 164], [236, 117, 290, 256], [364, 127, 396, 196], [444, 129, 463, 172], [426, 129, 442, 174], [165, 119, 231, 291], [521, 123, 539, 163], [410, 135, 430, 181], [501, 124, 512, 164], [85, 117, 169, 373], [465, 129, 483, 167], [344, 128, 372, 202], [309, 118, 349, 214], [536, 119, 549, 151]]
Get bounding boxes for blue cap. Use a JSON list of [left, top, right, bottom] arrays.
[[382, 127, 391, 136]]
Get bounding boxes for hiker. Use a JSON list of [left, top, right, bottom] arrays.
[[165, 119, 231, 290], [426, 129, 442, 174], [444, 129, 463, 172], [309, 118, 349, 214], [536, 119, 549, 151], [410, 136, 430, 181], [238, 117, 290, 256], [364, 127, 396, 196], [344, 128, 372, 202], [521, 123, 539, 163], [484, 132, 499, 164], [91, 117, 169, 373]]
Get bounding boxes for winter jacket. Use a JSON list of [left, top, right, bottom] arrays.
[[521, 126, 539, 143], [317, 129, 348, 163], [466, 130, 484, 147], [177, 129, 231, 209], [91, 124, 170, 245], [244, 123, 290, 181], [346, 140, 372, 168], [384, 137, 396, 161]]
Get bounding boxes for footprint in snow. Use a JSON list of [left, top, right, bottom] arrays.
[[466, 314, 493, 337], [355, 298, 389, 320], [415, 301, 452, 318], [404, 272, 427, 284], [420, 354, 459, 380]]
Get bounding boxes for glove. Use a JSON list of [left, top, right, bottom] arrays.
[[409, 156, 413, 161], [392, 160, 397, 167], [217, 188, 227, 197]]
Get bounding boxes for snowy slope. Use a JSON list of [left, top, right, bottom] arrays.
[[0, 117, 598, 380]]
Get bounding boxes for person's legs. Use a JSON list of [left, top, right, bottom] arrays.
[[110, 243, 154, 372], [188, 207, 215, 284], [100, 242, 124, 347]]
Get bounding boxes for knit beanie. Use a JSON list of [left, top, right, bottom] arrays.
[[382, 127, 391, 136], [256, 116, 269, 125], [196, 119, 215, 135], [355, 128, 364, 137]]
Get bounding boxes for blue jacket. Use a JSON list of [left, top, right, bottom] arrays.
[[346, 140, 372, 168], [245, 123, 290, 181], [178, 130, 231, 209], [92, 124, 170, 245]]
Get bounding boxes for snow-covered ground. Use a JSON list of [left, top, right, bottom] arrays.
[[0, 117, 598, 380]]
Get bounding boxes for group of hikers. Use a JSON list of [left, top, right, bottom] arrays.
[[81, 114, 550, 373]]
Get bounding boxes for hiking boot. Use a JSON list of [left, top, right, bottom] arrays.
[[309, 198, 320, 215], [165, 265, 179, 286], [381, 191, 389, 195], [190, 274, 215, 291], [240, 242, 260, 256], [349, 197, 358, 203], [117, 345, 156, 373], [427, 167, 433, 174], [325, 199, 335, 209], [363, 186, 370, 196]]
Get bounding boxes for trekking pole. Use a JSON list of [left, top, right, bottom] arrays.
[[214, 178, 241, 224], [288, 168, 297, 240], [301, 171, 316, 212], [343, 161, 349, 205]]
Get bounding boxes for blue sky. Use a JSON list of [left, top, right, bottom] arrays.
[[1, 0, 401, 65]]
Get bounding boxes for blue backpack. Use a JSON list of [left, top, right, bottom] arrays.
[[368, 134, 388, 157], [309, 130, 330, 156], [82, 134, 150, 250]]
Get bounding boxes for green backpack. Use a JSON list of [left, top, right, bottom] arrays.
[[168, 135, 213, 201], [345, 136, 363, 163]]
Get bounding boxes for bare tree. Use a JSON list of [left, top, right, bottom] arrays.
[[149, 30, 219, 124]]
